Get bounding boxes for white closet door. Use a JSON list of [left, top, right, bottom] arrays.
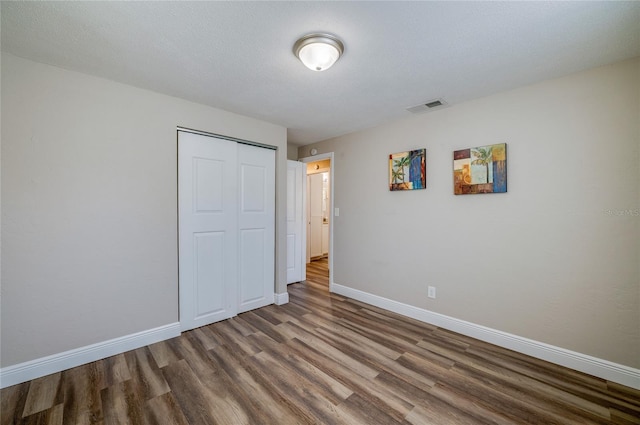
[[286, 160, 305, 284], [237, 144, 275, 313], [178, 132, 238, 331]]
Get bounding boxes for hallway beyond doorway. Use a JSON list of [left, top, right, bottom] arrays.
[[305, 258, 328, 292]]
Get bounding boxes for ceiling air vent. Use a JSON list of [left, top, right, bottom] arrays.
[[407, 98, 448, 114]]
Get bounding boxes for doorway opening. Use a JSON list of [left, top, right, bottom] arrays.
[[301, 153, 334, 291]]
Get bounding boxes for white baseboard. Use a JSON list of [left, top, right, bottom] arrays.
[[4, 289, 638, 391], [275, 292, 289, 305], [0, 323, 181, 389], [332, 283, 640, 390]]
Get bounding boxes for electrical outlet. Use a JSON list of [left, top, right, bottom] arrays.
[[427, 286, 436, 299]]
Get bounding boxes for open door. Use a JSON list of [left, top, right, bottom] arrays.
[[286, 160, 305, 284]]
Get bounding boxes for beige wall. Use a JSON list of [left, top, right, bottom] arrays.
[[287, 143, 299, 160], [303, 58, 640, 368], [0, 54, 288, 367]]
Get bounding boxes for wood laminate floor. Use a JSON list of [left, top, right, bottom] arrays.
[[2, 258, 639, 424]]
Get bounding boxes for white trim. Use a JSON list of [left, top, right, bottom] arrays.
[[0, 323, 180, 389], [332, 283, 640, 390], [275, 292, 289, 305]]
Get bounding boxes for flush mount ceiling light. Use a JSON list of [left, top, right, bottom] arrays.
[[293, 33, 344, 72]]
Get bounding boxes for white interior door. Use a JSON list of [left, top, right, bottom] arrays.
[[308, 173, 324, 258], [178, 132, 238, 331], [286, 160, 305, 284], [237, 144, 275, 313]]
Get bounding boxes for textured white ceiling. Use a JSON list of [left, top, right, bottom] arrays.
[[2, 1, 639, 145]]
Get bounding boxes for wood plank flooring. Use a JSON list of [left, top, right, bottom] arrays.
[[2, 257, 639, 424]]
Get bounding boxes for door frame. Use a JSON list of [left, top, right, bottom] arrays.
[[300, 152, 334, 291]]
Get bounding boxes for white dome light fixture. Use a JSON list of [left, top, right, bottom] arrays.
[[293, 33, 344, 72]]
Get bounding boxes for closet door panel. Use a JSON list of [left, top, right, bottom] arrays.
[[194, 231, 225, 316], [239, 228, 266, 303], [237, 144, 275, 313], [178, 131, 238, 331]]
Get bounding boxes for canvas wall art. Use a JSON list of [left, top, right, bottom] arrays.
[[389, 149, 426, 191], [453, 143, 507, 195]]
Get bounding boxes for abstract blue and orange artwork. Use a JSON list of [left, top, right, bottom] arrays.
[[453, 143, 507, 195], [389, 149, 426, 191]]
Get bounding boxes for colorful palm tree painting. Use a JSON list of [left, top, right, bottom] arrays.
[[453, 143, 507, 195], [389, 149, 426, 191]]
